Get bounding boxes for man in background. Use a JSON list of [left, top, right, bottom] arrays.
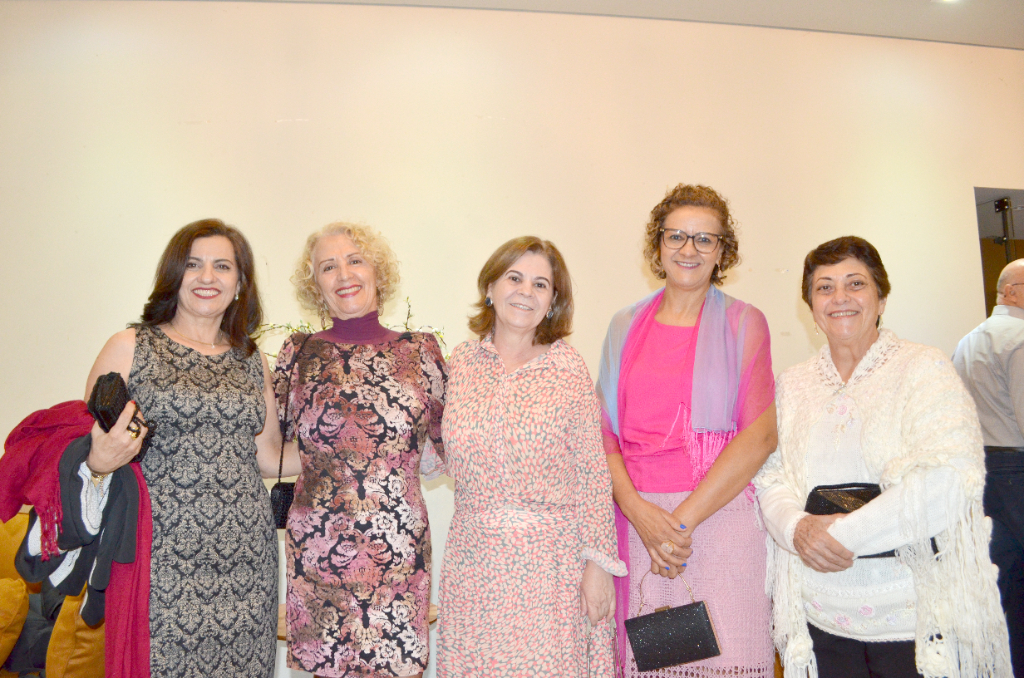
[[953, 258, 1024, 677]]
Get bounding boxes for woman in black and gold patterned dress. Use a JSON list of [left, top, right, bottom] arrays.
[[83, 219, 281, 678]]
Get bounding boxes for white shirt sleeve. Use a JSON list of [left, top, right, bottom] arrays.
[[827, 464, 961, 556], [77, 461, 112, 535], [1009, 344, 1024, 438], [757, 483, 809, 554]]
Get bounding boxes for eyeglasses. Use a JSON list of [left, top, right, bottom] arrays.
[[659, 229, 722, 254]]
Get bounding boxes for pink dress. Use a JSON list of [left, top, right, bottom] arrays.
[[437, 338, 627, 677], [604, 310, 775, 677]]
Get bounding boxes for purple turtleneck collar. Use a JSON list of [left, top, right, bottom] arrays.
[[313, 312, 401, 345]]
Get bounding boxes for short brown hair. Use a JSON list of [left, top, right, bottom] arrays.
[[643, 184, 740, 286], [292, 221, 400, 325], [468, 236, 573, 345], [138, 218, 262, 356], [801, 236, 891, 308]]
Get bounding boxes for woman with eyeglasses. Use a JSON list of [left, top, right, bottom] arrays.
[[597, 184, 777, 676]]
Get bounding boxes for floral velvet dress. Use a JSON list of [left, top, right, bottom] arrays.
[[274, 328, 446, 678]]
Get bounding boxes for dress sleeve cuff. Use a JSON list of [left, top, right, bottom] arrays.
[[419, 440, 446, 481], [583, 547, 628, 577], [783, 511, 808, 553]]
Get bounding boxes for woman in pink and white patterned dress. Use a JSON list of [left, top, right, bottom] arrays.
[[436, 236, 627, 678]]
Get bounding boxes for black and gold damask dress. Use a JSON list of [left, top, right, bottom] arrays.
[[128, 326, 277, 678]]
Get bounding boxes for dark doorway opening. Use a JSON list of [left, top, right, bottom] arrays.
[[974, 187, 1024, 316]]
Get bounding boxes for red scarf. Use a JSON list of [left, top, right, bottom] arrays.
[[1, 400, 152, 678]]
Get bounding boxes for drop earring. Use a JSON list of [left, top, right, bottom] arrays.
[[814, 323, 819, 335]]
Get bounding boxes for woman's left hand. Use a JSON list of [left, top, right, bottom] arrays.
[[793, 514, 854, 572], [580, 560, 615, 624]]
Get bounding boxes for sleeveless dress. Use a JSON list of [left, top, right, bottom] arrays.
[[274, 331, 446, 678], [128, 326, 278, 678]]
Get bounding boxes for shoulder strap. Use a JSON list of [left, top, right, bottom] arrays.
[[277, 334, 313, 483]]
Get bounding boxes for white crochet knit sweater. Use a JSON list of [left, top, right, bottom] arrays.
[[754, 329, 1010, 678]]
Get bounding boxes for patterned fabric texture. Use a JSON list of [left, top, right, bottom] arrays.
[[436, 339, 626, 678], [128, 326, 277, 678], [274, 332, 446, 678]]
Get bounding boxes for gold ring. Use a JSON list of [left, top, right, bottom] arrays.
[[661, 541, 674, 555], [128, 427, 140, 440]]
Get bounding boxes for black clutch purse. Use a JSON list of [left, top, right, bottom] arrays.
[[804, 483, 937, 558], [87, 372, 132, 432], [87, 371, 148, 463], [804, 482, 881, 515], [624, 572, 721, 672], [270, 334, 312, 530]]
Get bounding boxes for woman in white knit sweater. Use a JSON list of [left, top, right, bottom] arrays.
[[756, 236, 1010, 678]]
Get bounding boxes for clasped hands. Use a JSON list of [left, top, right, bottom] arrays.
[[87, 401, 149, 475], [624, 497, 693, 579]]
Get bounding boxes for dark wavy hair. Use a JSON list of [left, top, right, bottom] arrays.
[[468, 236, 573, 345], [643, 184, 740, 286], [801, 236, 891, 326], [136, 219, 262, 356]]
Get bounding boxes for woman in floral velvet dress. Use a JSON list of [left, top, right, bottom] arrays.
[[436, 236, 626, 678], [275, 222, 445, 678]]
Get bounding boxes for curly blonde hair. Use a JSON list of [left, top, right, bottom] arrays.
[[292, 221, 400, 324], [643, 184, 740, 286]]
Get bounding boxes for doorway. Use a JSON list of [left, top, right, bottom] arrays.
[[974, 187, 1024, 316]]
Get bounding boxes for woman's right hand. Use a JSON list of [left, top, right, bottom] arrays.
[[87, 401, 148, 475], [793, 514, 854, 572], [621, 496, 692, 578]]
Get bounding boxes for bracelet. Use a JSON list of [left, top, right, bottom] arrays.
[[85, 461, 111, 482]]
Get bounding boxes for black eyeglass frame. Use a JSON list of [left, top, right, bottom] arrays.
[[659, 229, 722, 254]]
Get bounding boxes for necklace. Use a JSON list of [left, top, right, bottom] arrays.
[[167, 322, 227, 350]]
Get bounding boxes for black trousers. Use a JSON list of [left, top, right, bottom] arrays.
[[808, 624, 923, 678], [985, 448, 1024, 678]]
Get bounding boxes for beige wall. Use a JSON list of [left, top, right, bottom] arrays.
[[2, 2, 1023, 676]]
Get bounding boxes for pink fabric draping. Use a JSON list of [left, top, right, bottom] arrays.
[[598, 288, 774, 673]]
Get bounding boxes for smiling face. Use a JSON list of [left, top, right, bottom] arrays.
[[487, 251, 555, 341], [175, 235, 240, 322], [810, 257, 887, 352], [313, 232, 379, 320], [660, 206, 724, 294]]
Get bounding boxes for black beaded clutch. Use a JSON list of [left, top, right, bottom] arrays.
[[624, 574, 721, 672], [269, 482, 294, 529]]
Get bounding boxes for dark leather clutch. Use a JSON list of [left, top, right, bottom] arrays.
[[87, 372, 131, 433], [805, 483, 936, 559], [625, 599, 721, 671], [805, 482, 881, 515], [86, 371, 148, 463]]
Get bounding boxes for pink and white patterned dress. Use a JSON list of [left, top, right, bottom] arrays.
[[436, 338, 627, 678], [274, 331, 446, 678]]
